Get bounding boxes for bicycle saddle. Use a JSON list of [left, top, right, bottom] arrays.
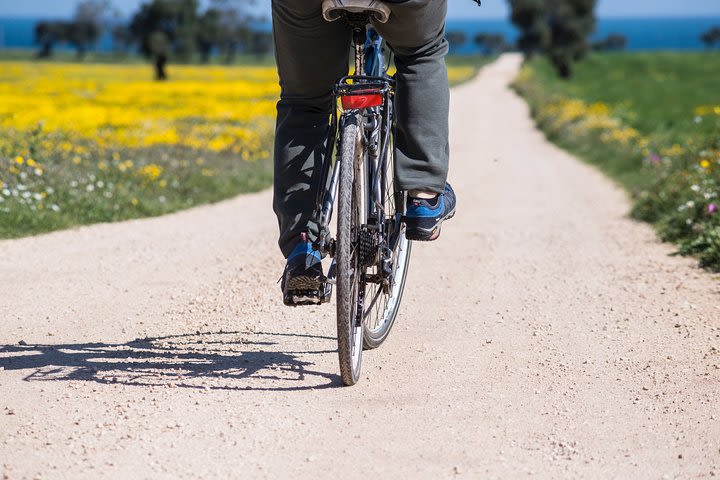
[[322, 0, 391, 23]]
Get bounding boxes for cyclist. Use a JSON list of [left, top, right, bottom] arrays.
[[272, 0, 457, 305]]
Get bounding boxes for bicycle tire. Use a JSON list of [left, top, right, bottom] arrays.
[[362, 139, 412, 350], [336, 114, 364, 386]]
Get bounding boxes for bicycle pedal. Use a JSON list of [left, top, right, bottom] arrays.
[[284, 283, 333, 307], [284, 289, 322, 307]]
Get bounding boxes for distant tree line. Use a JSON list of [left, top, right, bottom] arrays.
[[445, 28, 628, 58], [34, 0, 271, 79], [35, 0, 116, 59], [701, 26, 720, 49], [35, 1, 718, 82], [444, 30, 512, 55], [591, 33, 627, 52], [445, 0, 607, 78], [443, 31, 513, 56]]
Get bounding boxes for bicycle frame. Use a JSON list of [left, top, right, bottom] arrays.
[[317, 6, 420, 385], [314, 18, 401, 279]]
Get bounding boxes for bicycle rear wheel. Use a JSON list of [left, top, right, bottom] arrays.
[[362, 139, 412, 350], [336, 114, 365, 386]]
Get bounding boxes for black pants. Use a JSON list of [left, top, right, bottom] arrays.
[[272, 0, 449, 257]]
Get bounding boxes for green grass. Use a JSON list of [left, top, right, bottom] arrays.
[[445, 54, 494, 68], [446, 55, 494, 86], [525, 52, 720, 146], [514, 52, 720, 271], [0, 135, 274, 239]]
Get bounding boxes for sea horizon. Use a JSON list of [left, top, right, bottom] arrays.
[[1, 15, 719, 53]]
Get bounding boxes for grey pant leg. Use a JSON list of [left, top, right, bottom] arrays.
[[374, 0, 449, 193], [272, 0, 449, 257], [271, 0, 351, 258]]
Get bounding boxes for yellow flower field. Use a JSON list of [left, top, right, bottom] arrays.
[[0, 61, 280, 237], [0, 62, 278, 155], [0, 61, 477, 160]]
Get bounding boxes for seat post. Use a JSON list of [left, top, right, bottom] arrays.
[[353, 26, 366, 76], [346, 13, 369, 76]]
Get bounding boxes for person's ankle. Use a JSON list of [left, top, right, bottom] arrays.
[[408, 190, 437, 199]]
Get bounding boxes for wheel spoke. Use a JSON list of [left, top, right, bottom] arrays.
[[363, 284, 383, 319], [361, 131, 412, 350]]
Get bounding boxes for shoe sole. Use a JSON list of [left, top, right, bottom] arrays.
[[284, 293, 323, 307], [404, 208, 456, 242]]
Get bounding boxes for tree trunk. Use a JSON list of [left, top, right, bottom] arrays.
[[37, 42, 53, 58], [154, 54, 168, 81], [551, 54, 572, 79]]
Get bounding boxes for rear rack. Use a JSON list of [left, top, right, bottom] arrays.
[[335, 75, 393, 97]]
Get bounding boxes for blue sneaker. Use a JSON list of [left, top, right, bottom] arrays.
[[281, 235, 327, 306], [404, 183, 457, 241]]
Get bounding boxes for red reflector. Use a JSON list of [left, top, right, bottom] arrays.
[[341, 93, 383, 110]]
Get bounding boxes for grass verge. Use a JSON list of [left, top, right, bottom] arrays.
[[513, 53, 720, 271], [447, 55, 493, 86]]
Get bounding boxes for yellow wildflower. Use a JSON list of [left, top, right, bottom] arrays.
[[700, 160, 711, 169], [118, 160, 134, 172], [586, 102, 610, 116], [15, 156, 24, 165], [694, 105, 720, 117], [138, 164, 163, 181], [609, 127, 640, 145], [447, 66, 476, 85], [661, 144, 685, 157]]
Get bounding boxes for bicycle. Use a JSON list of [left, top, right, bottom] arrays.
[[311, 0, 412, 386]]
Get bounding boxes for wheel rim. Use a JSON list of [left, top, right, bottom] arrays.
[[362, 226, 409, 335], [362, 140, 409, 338], [348, 236, 363, 370], [363, 228, 409, 331]]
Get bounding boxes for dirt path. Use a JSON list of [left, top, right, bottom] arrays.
[[2, 54, 719, 479]]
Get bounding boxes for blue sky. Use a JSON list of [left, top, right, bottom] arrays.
[[1, 0, 719, 19]]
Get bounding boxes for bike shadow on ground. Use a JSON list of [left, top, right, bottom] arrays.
[[0, 331, 342, 391]]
